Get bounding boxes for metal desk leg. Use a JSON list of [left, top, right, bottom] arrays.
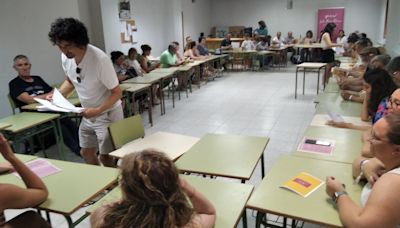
[[255, 212, 265, 228], [295, 67, 299, 99], [303, 69, 306, 95], [54, 118, 65, 160], [171, 78, 175, 109], [147, 87, 153, 126], [261, 153, 265, 178], [317, 67, 321, 94], [158, 81, 165, 115], [242, 209, 248, 228]]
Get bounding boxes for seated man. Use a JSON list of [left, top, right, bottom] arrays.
[[9, 55, 81, 156], [160, 43, 185, 68], [272, 32, 285, 47], [220, 33, 232, 50]]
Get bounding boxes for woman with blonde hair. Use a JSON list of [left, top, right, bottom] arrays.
[[91, 150, 216, 228]]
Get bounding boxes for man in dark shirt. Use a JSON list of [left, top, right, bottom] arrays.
[[220, 33, 232, 50], [9, 55, 81, 156]]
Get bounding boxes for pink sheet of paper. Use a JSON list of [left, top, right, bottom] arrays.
[[13, 159, 61, 179], [297, 138, 335, 155]]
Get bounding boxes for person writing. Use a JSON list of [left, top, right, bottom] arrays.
[[48, 18, 123, 167]]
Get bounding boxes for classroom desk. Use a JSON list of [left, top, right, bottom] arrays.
[[293, 44, 323, 49], [247, 155, 362, 228], [314, 93, 362, 117], [293, 125, 363, 164], [0, 112, 64, 159], [0, 154, 36, 163], [87, 174, 254, 228], [324, 79, 340, 93], [269, 46, 289, 68], [0, 158, 118, 227], [123, 74, 166, 114], [110, 131, 199, 161], [175, 133, 269, 183], [295, 62, 327, 99], [0, 123, 11, 130], [122, 83, 153, 126]]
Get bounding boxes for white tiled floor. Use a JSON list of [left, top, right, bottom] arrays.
[[5, 66, 326, 227]]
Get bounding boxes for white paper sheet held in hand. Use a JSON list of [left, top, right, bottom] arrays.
[[34, 88, 84, 113]]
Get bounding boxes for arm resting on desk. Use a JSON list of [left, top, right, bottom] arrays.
[[17, 89, 54, 104], [337, 174, 400, 227], [0, 134, 48, 211]]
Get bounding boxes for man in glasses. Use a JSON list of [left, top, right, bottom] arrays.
[[48, 18, 123, 167], [8, 54, 80, 157]]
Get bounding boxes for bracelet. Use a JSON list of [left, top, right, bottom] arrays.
[[349, 95, 353, 101]]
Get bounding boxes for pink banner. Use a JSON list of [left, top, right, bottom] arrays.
[[317, 8, 345, 42]]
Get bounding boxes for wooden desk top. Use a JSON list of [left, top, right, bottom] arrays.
[[247, 155, 361, 228], [87, 175, 253, 228], [315, 93, 362, 117], [123, 74, 164, 84], [175, 133, 269, 180], [110, 131, 200, 161], [296, 62, 327, 68], [0, 158, 118, 214], [293, 125, 362, 164], [122, 83, 152, 93], [0, 112, 60, 133], [294, 43, 322, 49], [0, 123, 11, 131]]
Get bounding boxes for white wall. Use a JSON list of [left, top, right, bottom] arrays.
[[182, 0, 212, 43], [0, 0, 80, 117], [0, 0, 104, 118], [100, 0, 184, 57], [210, 0, 385, 43], [385, 0, 400, 57]]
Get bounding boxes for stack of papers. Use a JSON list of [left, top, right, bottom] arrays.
[[34, 89, 83, 113]]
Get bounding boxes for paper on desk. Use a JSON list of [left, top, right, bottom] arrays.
[[34, 88, 83, 113], [13, 159, 61, 179], [311, 114, 372, 127]]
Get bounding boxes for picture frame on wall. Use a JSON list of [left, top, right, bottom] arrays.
[[119, 0, 131, 20]]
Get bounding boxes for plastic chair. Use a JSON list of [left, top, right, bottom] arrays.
[[7, 94, 18, 114], [108, 115, 145, 149]]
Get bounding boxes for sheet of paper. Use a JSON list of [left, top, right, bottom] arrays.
[[297, 137, 335, 155], [34, 88, 83, 113], [13, 159, 61, 179], [310, 114, 372, 127]]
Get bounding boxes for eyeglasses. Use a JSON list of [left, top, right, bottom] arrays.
[[76, 67, 82, 83]]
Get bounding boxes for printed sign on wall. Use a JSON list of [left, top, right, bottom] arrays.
[[317, 8, 345, 42]]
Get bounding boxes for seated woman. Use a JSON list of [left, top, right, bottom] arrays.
[[138, 44, 160, 73], [387, 56, 400, 87], [328, 69, 398, 130], [300, 30, 315, 62], [197, 37, 210, 56], [326, 113, 400, 228], [0, 134, 50, 228], [110, 51, 129, 82], [126, 47, 145, 77], [91, 150, 216, 228], [241, 33, 255, 51], [184, 41, 206, 61], [339, 47, 381, 103]]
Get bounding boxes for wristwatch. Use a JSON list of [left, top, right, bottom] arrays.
[[333, 191, 348, 204]]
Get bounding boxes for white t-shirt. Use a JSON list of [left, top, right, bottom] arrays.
[[241, 40, 255, 51], [272, 36, 284, 47], [126, 58, 144, 76], [61, 44, 121, 110]]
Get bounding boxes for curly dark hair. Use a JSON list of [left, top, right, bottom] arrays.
[[101, 150, 194, 228], [364, 68, 398, 114], [48, 18, 89, 47]]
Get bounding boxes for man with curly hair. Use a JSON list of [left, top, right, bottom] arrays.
[[48, 18, 123, 167]]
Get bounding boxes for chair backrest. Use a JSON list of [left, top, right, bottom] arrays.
[[108, 115, 145, 149], [7, 94, 18, 114]]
